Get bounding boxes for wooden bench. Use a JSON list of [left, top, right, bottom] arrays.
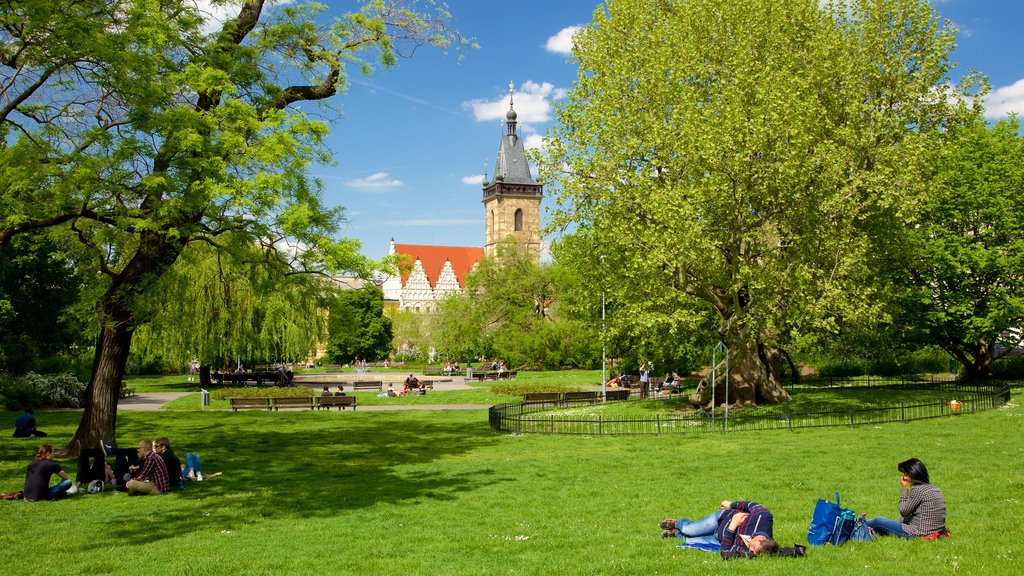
[[605, 389, 631, 401], [119, 387, 135, 398], [523, 392, 561, 403], [272, 396, 313, 411], [562, 391, 600, 404], [352, 381, 383, 391], [316, 395, 357, 411], [229, 397, 271, 411]]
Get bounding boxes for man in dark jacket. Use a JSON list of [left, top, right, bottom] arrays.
[[154, 437, 183, 489], [660, 500, 779, 557]]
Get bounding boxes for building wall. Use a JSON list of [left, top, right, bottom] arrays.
[[484, 194, 542, 259]]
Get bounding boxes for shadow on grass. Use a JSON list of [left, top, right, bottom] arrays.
[[86, 410, 506, 544]]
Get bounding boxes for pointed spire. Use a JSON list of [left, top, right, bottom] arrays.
[[506, 80, 518, 136]]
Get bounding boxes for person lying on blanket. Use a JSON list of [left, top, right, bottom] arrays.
[[660, 500, 779, 557]]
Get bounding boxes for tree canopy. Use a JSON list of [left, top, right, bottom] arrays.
[[899, 117, 1024, 377], [540, 0, 977, 405], [326, 284, 393, 364], [0, 0, 464, 451]]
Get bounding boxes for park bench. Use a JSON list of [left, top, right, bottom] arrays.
[[523, 392, 561, 403], [605, 389, 631, 401], [119, 387, 135, 398], [271, 396, 313, 411], [562, 391, 600, 404], [229, 397, 271, 411], [316, 395, 357, 411], [352, 381, 383, 391]]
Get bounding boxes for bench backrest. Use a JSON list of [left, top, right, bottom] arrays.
[[317, 395, 357, 406], [273, 397, 312, 406], [229, 397, 270, 409], [562, 391, 599, 401], [523, 392, 561, 402]]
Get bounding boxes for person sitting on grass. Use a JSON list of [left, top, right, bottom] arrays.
[[867, 458, 947, 539], [154, 437, 183, 489], [126, 438, 170, 496], [660, 500, 779, 558], [24, 444, 75, 501], [13, 408, 46, 438]]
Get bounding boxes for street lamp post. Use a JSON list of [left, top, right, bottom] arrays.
[[601, 255, 606, 401]]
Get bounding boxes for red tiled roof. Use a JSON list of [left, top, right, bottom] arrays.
[[394, 244, 484, 289]]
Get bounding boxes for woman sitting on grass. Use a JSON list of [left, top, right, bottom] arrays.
[[867, 458, 947, 539], [24, 444, 74, 501]]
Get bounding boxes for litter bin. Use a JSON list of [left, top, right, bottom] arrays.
[[466, 367, 473, 379], [201, 388, 210, 409]]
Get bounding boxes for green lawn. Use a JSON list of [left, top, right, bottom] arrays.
[[0, 388, 1020, 575]]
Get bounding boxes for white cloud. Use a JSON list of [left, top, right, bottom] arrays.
[[523, 133, 547, 151], [545, 25, 582, 54], [461, 175, 485, 186], [463, 80, 567, 131], [345, 172, 403, 191], [984, 79, 1024, 119], [191, 1, 293, 35]]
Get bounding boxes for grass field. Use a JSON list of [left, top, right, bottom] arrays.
[[0, 385, 1020, 575]]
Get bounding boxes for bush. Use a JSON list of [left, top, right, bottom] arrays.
[[16, 372, 86, 408], [491, 382, 584, 397], [991, 356, 1024, 379], [209, 386, 313, 401], [0, 372, 42, 411]]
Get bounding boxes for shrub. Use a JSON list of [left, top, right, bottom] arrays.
[[491, 382, 584, 397], [209, 386, 313, 401], [16, 372, 86, 408], [0, 372, 42, 411], [991, 356, 1024, 379]]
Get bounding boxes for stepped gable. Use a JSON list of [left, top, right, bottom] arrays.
[[394, 243, 483, 288]]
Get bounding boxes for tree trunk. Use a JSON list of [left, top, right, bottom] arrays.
[[690, 328, 791, 408], [69, 320, 133, 455], [67, 230, 187, 455], [947, 339, 994, 380]]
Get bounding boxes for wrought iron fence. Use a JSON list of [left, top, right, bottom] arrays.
[[488, 379, 1012, 436]]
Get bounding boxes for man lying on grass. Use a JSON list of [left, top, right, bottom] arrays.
[[661, 499, 780, 559]]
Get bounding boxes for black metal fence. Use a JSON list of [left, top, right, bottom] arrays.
[[488, 379, 1012, 436]]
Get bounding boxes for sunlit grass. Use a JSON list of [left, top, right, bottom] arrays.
[[1, 389, 1021, 575]]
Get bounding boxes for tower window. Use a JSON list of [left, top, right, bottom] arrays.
[[514, 208, 524, 232]]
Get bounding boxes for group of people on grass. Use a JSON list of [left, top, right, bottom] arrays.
[[20, 436, 205, 502], [661, 457, 947, 559]]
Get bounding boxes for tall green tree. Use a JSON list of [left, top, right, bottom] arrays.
[[540, 0, 974, 405], [326, 284, 393, 364], [130, 238, 335, 369], [0, 0, 463, 451], [900, 117, 1024, 378], [0, 234, 89, 374]]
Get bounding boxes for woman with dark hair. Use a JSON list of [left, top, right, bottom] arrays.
[[24, 444, 74, 501], [867, 458, 947, 538]]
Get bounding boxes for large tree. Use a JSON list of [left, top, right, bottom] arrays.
[[326, 284, 393, 364], [900, 117, 1024, 378], [541, 0, 973, 405], [0, 0, 463, 452]]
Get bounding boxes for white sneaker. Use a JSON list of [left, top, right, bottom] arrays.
[[67, 484, 79, 495], [196, 473, 203, 482]]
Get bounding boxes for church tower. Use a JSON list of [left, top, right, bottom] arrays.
[[482, 82, 543, 261]]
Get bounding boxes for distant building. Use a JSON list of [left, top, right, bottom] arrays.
[[383, 82, 542, 311]]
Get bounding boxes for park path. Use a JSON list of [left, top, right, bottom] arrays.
[[116, 375, 488, 412]]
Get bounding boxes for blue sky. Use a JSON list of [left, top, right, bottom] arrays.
[[212, 1, 1024, 261]]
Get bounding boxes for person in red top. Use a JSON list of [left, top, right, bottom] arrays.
[[126, 438, 169, 495]]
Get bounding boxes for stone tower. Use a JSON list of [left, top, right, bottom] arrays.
[[482, 82, 543, 261]]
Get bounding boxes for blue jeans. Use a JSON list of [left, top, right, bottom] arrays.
[[184, 453, 202, 478], [49, 479, 72, 499], [867, 516, 910, 539], [674, 509, 724, 546]]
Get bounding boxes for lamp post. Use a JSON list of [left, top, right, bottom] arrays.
[[601, 255, 607, 401]]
